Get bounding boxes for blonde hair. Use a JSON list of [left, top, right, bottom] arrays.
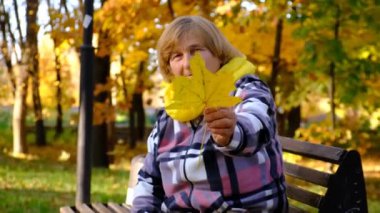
[[157, 15, 243, 80]]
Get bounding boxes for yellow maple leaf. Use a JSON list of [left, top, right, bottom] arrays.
[[164, 52, 253, 122]]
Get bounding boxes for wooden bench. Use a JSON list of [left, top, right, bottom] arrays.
[[60, 136, 367, 212], [279, 136, 367, 212], [60, 202, 131, 213]]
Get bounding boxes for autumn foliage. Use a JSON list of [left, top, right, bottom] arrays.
[[0, 0, 380, 154]]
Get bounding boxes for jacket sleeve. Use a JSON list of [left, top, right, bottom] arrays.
[[214, 75, 277, 156], [131, 121, 165, 212]]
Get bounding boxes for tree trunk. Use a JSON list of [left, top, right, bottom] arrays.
[[0, 8, 16, 95], [92, 55, 111, 167], [91, 0, 114, 167], [197, 0, 211, 19], [330, 62, 336, 129], [330, 6, 340, 130], [46, 0, 65, 137], [269, 18, 283, 101], [55, 51, 64, 137], [277, 110, 286, 136], [129, 92, 145, 148], [268, 18, 284, 133], [286, 106, 301, 137], [107, 119, 115, 164], [167, 0, 175, 20], [129, 62, 146, 149], [120, 67, 130, 144], [11, 0, 28, 154], [26, 0, 46, 146], [12, 65, 28, 154], [135, 93, 145, 141]]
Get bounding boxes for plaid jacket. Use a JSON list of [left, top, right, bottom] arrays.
[[132, 75, 287, 212]]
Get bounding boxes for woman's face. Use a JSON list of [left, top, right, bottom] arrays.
[[169, 36, 221, 77]]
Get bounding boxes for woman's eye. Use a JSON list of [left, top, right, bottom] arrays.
[[170, 54, 180, 60], [190, 48, 202, 54]]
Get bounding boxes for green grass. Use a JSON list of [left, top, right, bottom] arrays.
[[0, 152, 129, 213], [0, 124, 130, 213], [369, 200, 380, 213], [367, 177, 380, 213]]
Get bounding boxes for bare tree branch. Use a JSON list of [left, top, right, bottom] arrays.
[[0, 0, 16, 93], [13, 0, 24, 49], [60, 0, 70, 17], [167, 0, 175, 20]]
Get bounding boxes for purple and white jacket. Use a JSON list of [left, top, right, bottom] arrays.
[[132, 75, 287, 212]]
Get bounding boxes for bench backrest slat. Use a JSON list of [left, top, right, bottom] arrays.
[[284, 162, 330, 187], [279, 136, 345, 163], [286, 185, 323, 208]]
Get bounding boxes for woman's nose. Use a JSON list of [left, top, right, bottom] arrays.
[[182, 53, 192, 76]]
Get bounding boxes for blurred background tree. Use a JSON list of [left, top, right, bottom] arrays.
[[0, 0, 379, 160]]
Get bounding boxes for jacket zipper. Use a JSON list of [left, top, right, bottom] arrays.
[[182, 120, 201, 208]]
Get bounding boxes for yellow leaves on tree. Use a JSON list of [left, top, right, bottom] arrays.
[[122, 50, 149, 70], [93, 100, 115, 125], [93, 78, 115, 125], [171, 0, 197, 17], [220, 18, 304, 77], [96, 0, 162, 45], [163, 53, 253, 122]]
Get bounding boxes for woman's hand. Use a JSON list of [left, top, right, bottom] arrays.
[[204, 107, 236, 147]]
